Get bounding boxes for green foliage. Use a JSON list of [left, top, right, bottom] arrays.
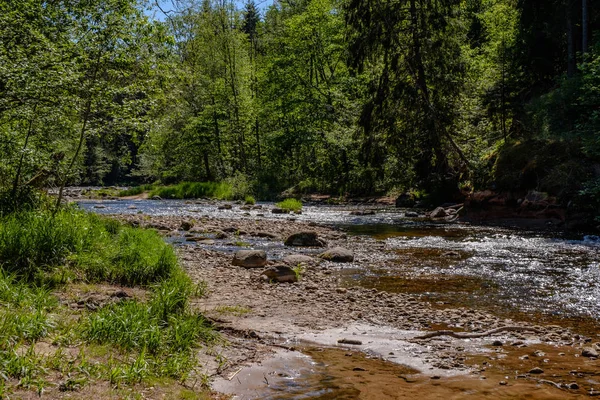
[[0, 186, 45, 217], [276, 198, 302, 212], [244, 195, 256, 205]]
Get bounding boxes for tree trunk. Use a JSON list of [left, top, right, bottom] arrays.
[[567, 6, 576, 76], [12, 105, 37, 197], [582, 0, 588, 54]]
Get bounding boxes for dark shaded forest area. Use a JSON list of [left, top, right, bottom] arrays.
[[1, 0, 599, 218]]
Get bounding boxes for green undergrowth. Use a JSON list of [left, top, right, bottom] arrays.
[[0, 207, 217, 396], [276, 198, 302, 212]]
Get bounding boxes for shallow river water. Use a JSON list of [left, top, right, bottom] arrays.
[[80, 199, 600, 324]]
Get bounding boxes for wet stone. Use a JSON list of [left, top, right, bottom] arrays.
[[582, 347, 599, 358], [232, 250, 267, 268], [262, 265, 297, 283], [319, 247, 354, 262], [285, 231, 326, 247]]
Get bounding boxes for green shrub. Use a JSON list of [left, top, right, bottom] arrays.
[[244, 195, 256, 205], [276, 198, 302, 212], [225, 172, 253, 200]]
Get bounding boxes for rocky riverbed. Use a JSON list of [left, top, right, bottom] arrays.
[[110, 212, 600, 399]]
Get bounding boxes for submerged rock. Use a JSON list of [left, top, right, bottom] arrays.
[[271, 207, 286, 214], [284, 231, 326, 247], [218, 204, 233, 210], [232, 250, 267, 268], [349, 210, 376, 216], [319, 247, 354, 262]]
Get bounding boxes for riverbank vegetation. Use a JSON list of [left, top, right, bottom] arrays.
[[1, 0, 599, 217], [277, 198, 303, 212], [0, 203, 217, 397]]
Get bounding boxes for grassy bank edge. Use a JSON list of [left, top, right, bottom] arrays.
[[0, 207, 218, 398]]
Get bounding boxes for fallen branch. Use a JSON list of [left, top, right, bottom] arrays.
[[537, 379, 563, 390], [413, 326, 542, 340]]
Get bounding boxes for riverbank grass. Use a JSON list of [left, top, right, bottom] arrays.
[[118, 184, 155, 197], [150, 181, 234, 200], [276, 198, 302, 212], [0, 208, 217, 397]]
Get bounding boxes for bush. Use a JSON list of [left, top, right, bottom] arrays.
[[276, 198, 302, 212], [244, 195, 256, 205]]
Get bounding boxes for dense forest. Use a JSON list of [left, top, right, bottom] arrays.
[[1, 0, 599, 213]]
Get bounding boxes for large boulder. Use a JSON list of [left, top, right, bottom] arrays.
[[395, 193, 416, 208], [232, 250, 267, 268], [284, 231, 326, 247], [262, 265, 297, 283], [318, 247, 354, 262]]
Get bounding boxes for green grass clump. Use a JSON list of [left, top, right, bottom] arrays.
[[82, 272, 216, 381], [244, 195, 256, 205], [118, 184, 155, 197], [150, 181, 234, 200], [0, 208, 178, 285], [276, 198, 302, 212]]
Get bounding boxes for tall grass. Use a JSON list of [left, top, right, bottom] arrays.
[[150, 181, 234, 200], [82, 271, 216, 380], [0, 208, 178, 285]]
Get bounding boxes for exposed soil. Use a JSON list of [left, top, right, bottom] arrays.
[[113, 213, 600, 399]]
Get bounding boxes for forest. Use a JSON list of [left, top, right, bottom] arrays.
[[1, 0, 599, 215]]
